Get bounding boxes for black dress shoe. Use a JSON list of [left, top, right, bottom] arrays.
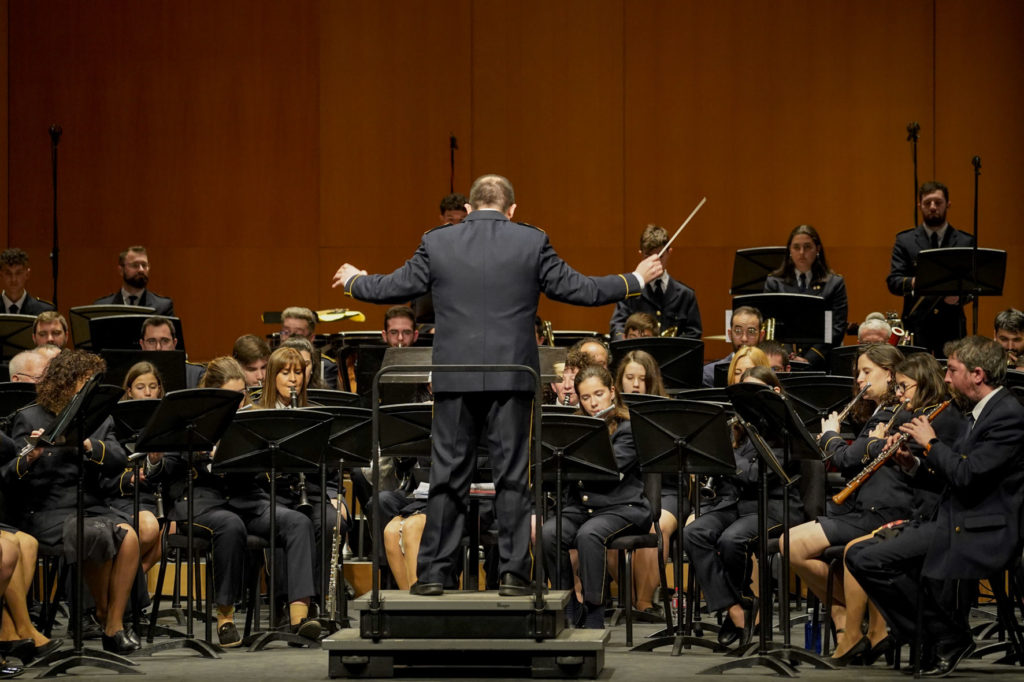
[[0, 641, 34, 664], [497, 572, 531, 597], [101, 630, 140, 655], [409, 581, 443, 596], [717, 618, 740, 646], [922, 637, 975, 677], [292, 618, 322, 641], [831, 636, 870, 666], [31, 639, 63, 662], [218, 622, 241, 648], [865, 635, 895, 666]]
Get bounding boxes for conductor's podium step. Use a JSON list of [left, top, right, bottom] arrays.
[[324, 589, 608, 678]]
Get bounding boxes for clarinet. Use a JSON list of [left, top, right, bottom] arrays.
[[324, 486, 345, 621], [290, 387, 314, 514]]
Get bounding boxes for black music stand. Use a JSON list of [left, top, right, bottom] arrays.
[[626, 399, 736, 656], [732, 293, 830, 346], [0, 382, 38, 433], [700, 383, 835, 676], [34, 377, 139, 677], [89, 315, 186, 352], [305, 405, 372, 630], [610, 338, 704, 390], [778, 375, 856, 435], [306, 389, 361, 408], [550, 330, 603, 348], [0, 314, 37, 361], [828, 343, 929, 377], [539, 413, 619, 588], [69, 305, 156, 351], [730, 247, 787, 295], [620, 392, 665, 407], [213, 409, 332, 651], [541, 404, 577, 415], [132, 389, 241, 657], [915, 247, 1007, 336], [100, 350, 188, 393], [670, 387, 730, 403]]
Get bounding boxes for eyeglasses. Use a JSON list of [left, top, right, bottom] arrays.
[[895, 381, 917, 393], [12, 372, 42, 382], [731, 326, 760, 338]]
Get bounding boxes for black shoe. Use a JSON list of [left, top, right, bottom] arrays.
[[125, 629, 140, 647], [0, 660, 22, 680], [737, 598, 756, 647], [922, 636, 975, 677], [831, 636, 870, 666], [292, 618, 322, 641], [865, 635, 895, 666], [582, 602, 605, 630], [218, 622, 241, 648], [101, 630, 139, 655], [78, 610, 103, 641], [31, 639, 63, 662], [497, 572, 531, 597], [0, 641, 34, 665], [717, 618, 740, 647], [409, 581, 443, 596]]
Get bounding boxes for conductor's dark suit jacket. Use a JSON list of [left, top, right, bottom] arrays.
[[609, 275, 702, 340], [1, 293, 55, 315], [94, 289, 175, 317], [344, 210, 643, 393], [886, 225, 974, 354], [763, 272, 848, 367], [913, 387, 1024, 580]]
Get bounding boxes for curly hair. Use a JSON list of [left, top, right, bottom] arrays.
[[36, 350, 105, 414]]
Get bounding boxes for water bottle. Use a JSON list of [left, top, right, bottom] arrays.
[[804, 609, 821, 653], [671, 590, 679, 624]]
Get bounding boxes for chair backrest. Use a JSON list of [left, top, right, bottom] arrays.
[[797, 458, 826, 521], [642, 471, 662, 521]]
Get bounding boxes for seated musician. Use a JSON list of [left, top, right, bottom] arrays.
[[1, 247, 54, 315], [623, 312, 659, 339], [557, 348, 591, 408], [763, 225, 848, 369], [8, 349, 48, 384], [683, 366, 804, 646], [702, 306, 764, 387], [4, 350, 141, 654], [139, 316, 205, 388], [569, 336, 611, 369], [757, 340, 791, 374], [727, 345, 770, 385], [148, 356, 320, 645], [0, 528, 60, 661], [281, 335, 326, 389], [31, 310, 68, 349], [828, 353, 962, 665], [846, 336, 1024, 676], [781, 345, 909, 644], [542, 365, 652, 629], [856, 313, 892, 345], [280, 306, 339, 389], [610, 224, 702, 341], [994, 308, 1024, 370], [232, 333, 270, 388], [258, 346, 349, 604]]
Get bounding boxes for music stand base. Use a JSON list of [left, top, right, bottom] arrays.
[[246, 630, 322, 651], [630, 634, 725, 655], [34, 647, 140, 678], [699, 653, 798, 677], [128, 637, 223, 659]]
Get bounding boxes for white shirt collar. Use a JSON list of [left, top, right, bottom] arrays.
[[2, 291, 27, 310], [971, 386, 1002, 422], [923, 224, 949, 243], [121, 288, 145, 303]]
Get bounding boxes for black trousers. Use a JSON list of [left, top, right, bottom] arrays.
[[189, 506, 247, 607], [239, 504, 317, 602], [416, 392, 532, 586], [845, 521, 969, 645], [542, 503, 650, 606], [682, 507, 755, 613]]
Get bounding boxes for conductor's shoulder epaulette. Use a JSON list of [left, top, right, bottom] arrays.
[[513, 221, 545, 234]]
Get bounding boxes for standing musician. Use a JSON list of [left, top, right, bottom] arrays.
[[827, 352, 963, 665], [780, 344, 907, 638], [333, 173, 662, 597], [610, 224, 702, 341], [763, 225, 848, 369], [886, 181, 974, 357], [0, 248, 54, 315], [683, 366, 804, 646], [846, 336, 1024, 676], [542, 365, 651, 629], [3, 350, 141, 654]]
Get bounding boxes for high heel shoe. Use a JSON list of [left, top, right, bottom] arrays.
[[831, 636, 870, 666], [865, 635, 895, 666]]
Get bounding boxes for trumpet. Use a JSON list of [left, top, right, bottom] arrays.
[[761, 318, 776, 341], [543, 320, 555, 347], [832, 400, 951, 505], [290, 387, 314, 515], [659, 325, 677, 338]]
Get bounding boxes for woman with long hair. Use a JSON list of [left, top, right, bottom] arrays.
[[764, 224, 849, 369], [542, 365, 651, 629], [615, 350, 667, 398], [727, 346, 770, 386]]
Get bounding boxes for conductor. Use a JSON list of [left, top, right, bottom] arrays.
[[333, 174, 663, 596]]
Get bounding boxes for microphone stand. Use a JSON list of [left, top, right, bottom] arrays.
[[971, 155, 981, 335], [906, 121, 921, 226], [449, 134, 458, 194], [49, 125, 62, 308]]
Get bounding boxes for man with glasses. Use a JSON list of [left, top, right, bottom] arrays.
[[139, 316, 205, 387], [280, 306, 339, 389], [94, 245, 175, 316], [9, 349, 49, 383], [702, 306, 764, 387], [382, 305, 419, 348]]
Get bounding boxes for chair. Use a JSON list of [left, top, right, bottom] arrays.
[[607, 473, 673, 647], [36, 543, 67, 638], [147, 526, 214, 643], [242, 535, 270, 638]]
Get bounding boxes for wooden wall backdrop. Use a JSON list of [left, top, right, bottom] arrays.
[[5, 0, 1022, 363]]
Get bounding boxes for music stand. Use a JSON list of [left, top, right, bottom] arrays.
[[915, 246, 1007, 336], [670, 387, 730, 403], [303, 405, 372, 629], [34, 377, 140, 677], [538, 346, 567, 384], [730, 247, 787, 295], [701, 383, 835, 675], [131, 388, 241, 657], [0, 382, 38, 433], [778, 375, 857, 435], [90, 315, 186, 352], [732, 293, 830, 346], [69, 305, 156, 351], [626, 399, 736, 656], [610, 338, 704, 390], [100, 350, 188, 393], [541, 404, 577, 415], [620, 392, 665, 407], [0, 314, 37, 361], [213, 408, 332, 651], [550, 330, 603, 348], [307, 389, 361, 408], [539, 413, 618, 588], [828, 343, 929, 377]]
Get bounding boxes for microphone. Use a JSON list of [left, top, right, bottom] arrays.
[[972, 155, 981, 171], [49, 125, 62, 146], [906, 121, 920, 141], [449, 134, 458, 151]]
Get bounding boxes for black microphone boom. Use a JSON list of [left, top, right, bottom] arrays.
[[906, 121, 921, 226], [49, 124, 62, 308], [449, 134, 458, 194]]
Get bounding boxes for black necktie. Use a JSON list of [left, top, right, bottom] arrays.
[[652, 280, 664, 306], [128, 295, 138, 306], [930, 232, 939, 249], [8, 304, 17, 315], [966, 413, 975, 433], [798, 274, 807, 292]]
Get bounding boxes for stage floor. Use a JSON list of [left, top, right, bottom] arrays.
[[26, 616, 1023, 681]]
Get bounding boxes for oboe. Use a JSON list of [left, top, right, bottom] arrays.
[[324, 489, 345, 621], [290, 387, 314, 514], [832, 400, 951, 505]]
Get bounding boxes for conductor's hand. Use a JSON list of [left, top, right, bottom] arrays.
[[635, 254, 664, 286], [899, 415, 936, 448], [332, 263, 367, 289]]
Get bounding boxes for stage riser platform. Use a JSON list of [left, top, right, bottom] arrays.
[[361, 610, 564, 639]]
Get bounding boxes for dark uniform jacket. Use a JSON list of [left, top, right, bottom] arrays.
[[763, 272, 848, 368], [609, 275, 702, 340], [94, 289, 175, 317], [344, 210, 642, 393], [2, 293, 55, 315]]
